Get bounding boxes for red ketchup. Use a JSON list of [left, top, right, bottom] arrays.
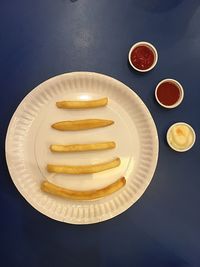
[[130, 45, 155, 70], [156, 82, 180, 106]]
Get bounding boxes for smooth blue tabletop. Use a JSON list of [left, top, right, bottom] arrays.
[[1, 1, 200, 266]]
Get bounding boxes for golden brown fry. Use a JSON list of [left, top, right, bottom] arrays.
[[51, 119, 114, 131], [47, 157, 120, 174], [41, 177, 126, 200], [56, 97, 108, 109], [50, 142, 116, 152]]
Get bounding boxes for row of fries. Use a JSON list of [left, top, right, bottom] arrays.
[[41, 97, 126, 200]]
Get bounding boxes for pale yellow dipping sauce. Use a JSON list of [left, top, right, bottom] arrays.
[[167, 123, 195, 151]]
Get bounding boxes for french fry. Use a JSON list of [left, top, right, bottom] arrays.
[[47, 157, 120, 174], [50, 141, 116, 152], [41, 177, 126, 200], [51, 119, 114, 131], [56, 97, 108, 109]]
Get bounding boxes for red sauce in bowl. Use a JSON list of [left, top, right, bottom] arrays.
[[130, 45, 155, 70], [156, 82, 181, 106]]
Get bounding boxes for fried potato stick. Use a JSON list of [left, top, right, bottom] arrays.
[[41, 177, 126, 200], [51, 119, 114, 131], [47, 157, 120, 174], [56, 97, 108, 109], [50, 141, 116, 152]]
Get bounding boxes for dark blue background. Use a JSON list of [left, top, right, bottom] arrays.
[[1, 0, 200, 266]]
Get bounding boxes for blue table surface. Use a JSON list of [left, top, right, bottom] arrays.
[[1, 1, 200, 266]]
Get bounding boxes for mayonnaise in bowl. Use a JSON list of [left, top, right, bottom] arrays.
[[167, 122, 196, 152]]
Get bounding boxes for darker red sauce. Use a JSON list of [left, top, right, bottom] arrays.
[[157, 82, 180, 106], [131, 45, 154, 70]]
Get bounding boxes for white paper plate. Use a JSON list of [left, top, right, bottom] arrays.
[[5, 72, 159, 224]]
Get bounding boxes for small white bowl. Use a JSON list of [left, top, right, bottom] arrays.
[[155, 79, 184, 109], [128, 41, 158, 72], [166, 122, 196, 152]]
